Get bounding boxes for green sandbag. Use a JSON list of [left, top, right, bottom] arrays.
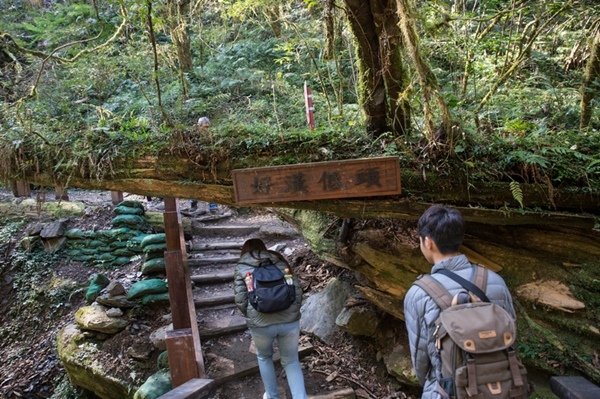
[[66, 249, 83, 256], [112, 241, 129, 249], [72, 255, 94, 262], [144, 251, 165, 261], [65, 228, 85, 239], [116, 200, 145, 211], [133, 370, 171, 399], [87, 240, 105, 248], [157, 351, 169, 370], [97, 246, 113, 252], [141, 292, 170, 306], [81, 248, 98, 256], [112, 214, 146, 228], [97, 253, 116, 262], [142, 243, 166, 254], [85, 273, 110, 303], [114, 206, 145, 216], [141, 233, 166, 248], [113, 248, 134, 257], [97, 227, 134, 239], [141, 258, 166, 275], [112, 256, 131, 266], [128, 279, 168, 300]]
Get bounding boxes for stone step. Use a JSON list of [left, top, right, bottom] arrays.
[[191, 271, 234, 284], [213, 343, 314, 384], [191, 225, 260, 237], [189, 241, 244, 251], [198, 319, 247, 338], [188, 255, 239, 267], [194, 293, 235, 307]]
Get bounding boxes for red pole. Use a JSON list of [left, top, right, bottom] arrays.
[[304, 81, 315, 130]]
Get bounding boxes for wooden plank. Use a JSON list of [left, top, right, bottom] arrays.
[[156, 378, 215, 399], [166, 329, 202, 387], [232, 156, 401, 204], [213, 343, 314, 385], [163, 197, 205, 379], [110, 191, 123, 205]]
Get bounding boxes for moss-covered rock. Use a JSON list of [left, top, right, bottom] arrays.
[[57, 324, 136, 399], [75, 304, 128, 334]]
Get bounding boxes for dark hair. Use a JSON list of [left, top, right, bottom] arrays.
[[417, 205, 464, 254], [241, 238, 267, 258], [240, 238, 291, 268]]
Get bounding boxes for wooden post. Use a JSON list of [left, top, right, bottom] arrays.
[[12, 180, 31, 197], [163, 197, 205, 382], [110, 191, 123, 205], [165, 329, 202, 387], [55, 184, 69, 201]]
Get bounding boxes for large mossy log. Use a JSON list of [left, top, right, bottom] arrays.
[[22, 168, 599, 230], [286, 208, 600, 383]]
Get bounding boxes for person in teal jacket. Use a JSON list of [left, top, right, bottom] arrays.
[[234, 238, 306, 399]]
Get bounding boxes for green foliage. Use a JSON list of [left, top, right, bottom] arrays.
[[1, 0, 599, 196], [509, 181, 524, 208]]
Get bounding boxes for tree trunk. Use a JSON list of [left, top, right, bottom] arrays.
[[264, 6, 282, 38], [580, 28, 600, 128], [396, 0, 451, 143], [168, 0, 193, 73], [371, 0, 411, 136], [344, 0, 389, 137]]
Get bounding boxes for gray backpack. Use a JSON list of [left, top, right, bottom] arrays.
[[414, 266, 530, 399]]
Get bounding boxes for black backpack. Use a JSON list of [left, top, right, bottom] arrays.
[[246, 258, 296, 313]]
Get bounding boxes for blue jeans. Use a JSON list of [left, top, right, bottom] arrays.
[[249, 320, 307, 399]]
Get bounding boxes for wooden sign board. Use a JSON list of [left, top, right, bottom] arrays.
[[232, 156, 401, 204]]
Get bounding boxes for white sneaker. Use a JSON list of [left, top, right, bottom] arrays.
[[263, 394, 268, 399]]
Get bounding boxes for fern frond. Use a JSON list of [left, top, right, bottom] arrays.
[[510, 181, 524, 208]]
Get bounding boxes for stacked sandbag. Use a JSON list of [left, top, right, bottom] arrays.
[[140, 233, 167, 276], [63, 200, 148, 266], [64, 227, 140, 266], [112, 201, 148, 231]]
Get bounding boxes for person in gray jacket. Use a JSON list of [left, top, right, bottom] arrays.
[[403, 205, 516, 399], [234, 238, 306, 399]]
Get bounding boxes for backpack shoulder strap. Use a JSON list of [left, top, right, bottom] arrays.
[[436, 268, 491, 303], [413, 275, 454, 310], [472, 264, 489, 292]]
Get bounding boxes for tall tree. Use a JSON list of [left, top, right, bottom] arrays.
[[168, 0, 193, 97], [396, 0, 451, 144], [580, 26, 600, 129], [343, 0, 410, 138]]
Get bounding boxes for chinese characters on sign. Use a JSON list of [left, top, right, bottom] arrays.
[[232, 157, 401, 204]]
